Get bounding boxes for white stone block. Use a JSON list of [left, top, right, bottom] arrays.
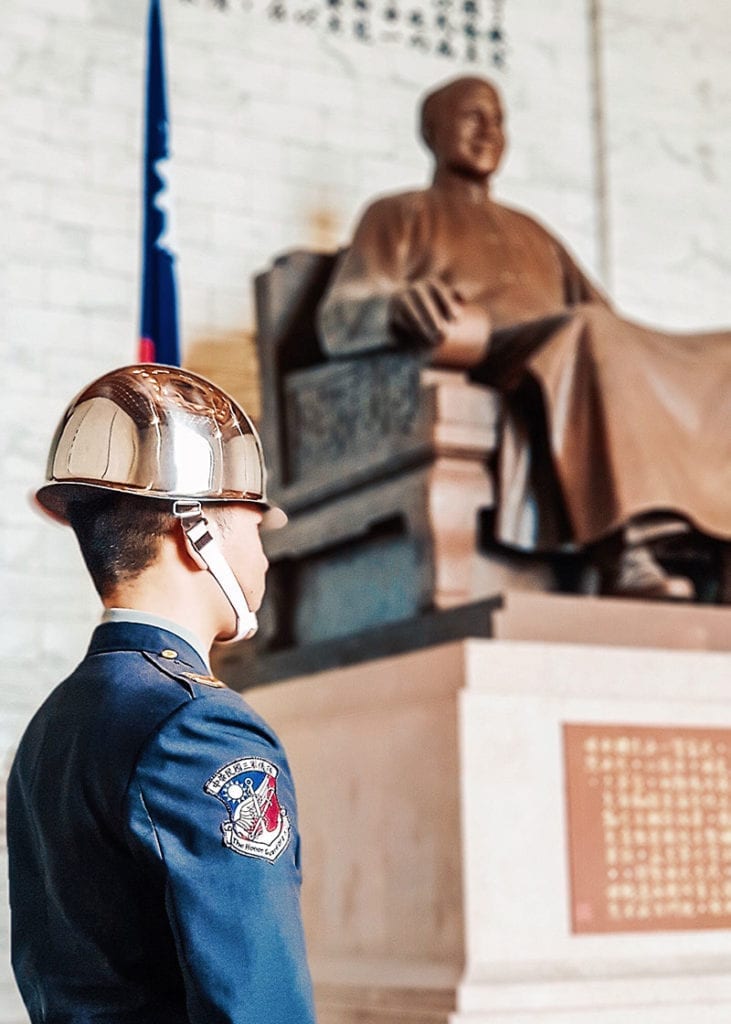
[[213, 132, 270, 181], [91, 190, 139, 233], [245, 95, 326, 140], [176, 201, 214, 245], [51, 224, 93, 268], [47, 267, 133, 314], [5, 213, 45, 261], [174, 163, 245, 209], [6, 265, 48, 305], [174, 122, 215, 164], [4, 9, 51, 45], [5, 306, 87, 352], [47, 184, 96, 228], [91, 0, 145, 34], [4, 93, 46, 132], [24, 0, 90, 18], [178, 284, 212, 333], [208, 208, 254, 249], [90, 145, 138, 192], [90, 67, 140, 112], [85, 23, 143, 68], [89, 230, 137, 277], [88, 107, 137, 145], [86, 315, 138, 364]]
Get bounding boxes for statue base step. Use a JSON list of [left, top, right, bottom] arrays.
[[215, 590, 731, 687], [492, 589, 731, 650]]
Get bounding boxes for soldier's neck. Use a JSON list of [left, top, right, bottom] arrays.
[[103, 541, 229, 655], [432, 167, 492, 204]]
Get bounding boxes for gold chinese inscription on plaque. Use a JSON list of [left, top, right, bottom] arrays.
[[563, 724, 731, 934]]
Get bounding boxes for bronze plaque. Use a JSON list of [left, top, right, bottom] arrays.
[[564, 723, 731, 934]]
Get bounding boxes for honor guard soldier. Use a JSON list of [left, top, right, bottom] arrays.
[[7, 365, 316, 1023]]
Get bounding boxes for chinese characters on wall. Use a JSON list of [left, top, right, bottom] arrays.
[[564, 724, 731, 934], [180, 0, 507, 67]]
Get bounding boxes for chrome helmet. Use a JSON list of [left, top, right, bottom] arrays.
[[36, 364, 286, 642], [37, 363, 284, 525]]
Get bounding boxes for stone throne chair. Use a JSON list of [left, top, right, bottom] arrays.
[[252, 249, 559, 655]]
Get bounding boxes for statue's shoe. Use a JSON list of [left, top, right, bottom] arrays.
[[601, 543, 695, 601]]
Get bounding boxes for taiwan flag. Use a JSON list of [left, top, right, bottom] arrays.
[[139, 0, 180, 365]]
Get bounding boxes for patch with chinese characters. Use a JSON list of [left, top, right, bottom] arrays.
[[204, 757, 291, 862]]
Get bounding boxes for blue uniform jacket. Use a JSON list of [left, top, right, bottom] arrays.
[[7, 621, 316, 1023]]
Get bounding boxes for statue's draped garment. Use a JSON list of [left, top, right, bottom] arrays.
[[318, 186, 731, 550]]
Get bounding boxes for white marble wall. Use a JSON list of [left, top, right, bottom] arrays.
[[599, 0, 731, 328]]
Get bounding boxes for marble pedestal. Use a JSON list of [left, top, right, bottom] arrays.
[[247, 635, 731, 1023]]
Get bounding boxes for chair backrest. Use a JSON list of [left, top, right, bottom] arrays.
[[254, 250, 341, 496], [253, 249, 458, 514]]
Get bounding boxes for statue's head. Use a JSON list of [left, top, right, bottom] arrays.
[[419, 76, 505, 179]]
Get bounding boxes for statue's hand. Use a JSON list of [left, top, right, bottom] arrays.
[[388, 279, 462, 349], [431, 302, 491, 368]]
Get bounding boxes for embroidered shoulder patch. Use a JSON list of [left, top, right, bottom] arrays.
[[204, 757, 291, 862]]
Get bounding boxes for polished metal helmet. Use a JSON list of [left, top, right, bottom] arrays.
[[36, 364, 286, 644], [36, 364, 285, 528]]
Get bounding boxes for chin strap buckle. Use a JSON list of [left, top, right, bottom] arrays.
[[172, 499, 203, 520], [172, 500, 258, 643]]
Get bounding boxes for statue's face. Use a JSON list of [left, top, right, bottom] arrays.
[[430, 81, 505, 179]]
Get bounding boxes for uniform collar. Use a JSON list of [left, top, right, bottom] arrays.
[[101, 608, 211, 669], [88, 619, 210, 675]]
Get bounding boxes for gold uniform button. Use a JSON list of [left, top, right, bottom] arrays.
[[161, 649, 178, 660]]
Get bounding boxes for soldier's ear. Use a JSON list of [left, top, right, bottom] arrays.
[[177, 520, 209, 572]]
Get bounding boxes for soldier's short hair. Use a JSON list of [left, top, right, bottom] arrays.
[[66, 492, 179, 598], [66, 494, 233, 598]]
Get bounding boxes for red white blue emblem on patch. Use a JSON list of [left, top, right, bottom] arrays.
[[204, 757, 291, 862]]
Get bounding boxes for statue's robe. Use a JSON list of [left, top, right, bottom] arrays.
[[318, 186, 731, 550]]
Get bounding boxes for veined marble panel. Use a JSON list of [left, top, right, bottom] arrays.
[[600, 0, 731, 329]]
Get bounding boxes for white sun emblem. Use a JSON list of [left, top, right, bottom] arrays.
[[205, 757, 292, 862]]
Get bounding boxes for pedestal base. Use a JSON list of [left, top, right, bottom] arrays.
[[246, 636, 731, 1023]]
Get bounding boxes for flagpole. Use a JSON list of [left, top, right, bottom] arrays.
[[139, 0, 180, 365]]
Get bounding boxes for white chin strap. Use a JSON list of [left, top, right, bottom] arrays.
[[173, 502, 258, 643]]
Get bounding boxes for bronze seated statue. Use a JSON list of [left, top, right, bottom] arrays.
[[317, 75, 731, 604], [253, 76, 730, 652]]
